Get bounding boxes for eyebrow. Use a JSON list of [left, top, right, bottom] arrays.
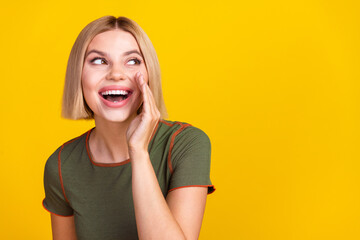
[[85, 49, 143, 58]]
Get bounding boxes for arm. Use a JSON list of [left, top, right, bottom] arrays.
[[43, 150, 77, 240], [166, 187, 208, 239], [127, 73, 209, 239], [50, 214, 77, 240], [131, 151, 208, 240]]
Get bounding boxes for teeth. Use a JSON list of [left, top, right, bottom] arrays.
[[101, 90, 129, 96]]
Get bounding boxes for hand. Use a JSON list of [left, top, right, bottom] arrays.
[[126, 72, 160, 156]]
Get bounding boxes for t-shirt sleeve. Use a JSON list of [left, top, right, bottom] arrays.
[[168, 126, 215, 194], [43, 148, 74, 216]]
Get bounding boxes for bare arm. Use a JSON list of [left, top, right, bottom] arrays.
[[131, 152, 208, 240], [127, 73, 209, 239], [50, 214, 77, 240], [166, 187, 208, 239]]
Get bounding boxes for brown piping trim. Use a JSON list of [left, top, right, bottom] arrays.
[[42, 199, 74, 217], [168, 185, 216, 194], [167, 122, 192, 174], [160, 119, 174, 126], [85, 129, 130, 167], [63, 135, 83, 145], [58, 144, 69, 203], [58, 133, 86, 203]]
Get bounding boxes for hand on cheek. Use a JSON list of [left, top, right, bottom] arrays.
[[126, 72, 160, 156]]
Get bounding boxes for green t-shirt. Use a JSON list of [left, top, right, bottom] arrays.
[[43, 119, 215, 240]]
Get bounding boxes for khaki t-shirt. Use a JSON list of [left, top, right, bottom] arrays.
[[43, 119, 215, 240]]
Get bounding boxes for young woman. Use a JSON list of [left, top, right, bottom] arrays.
[[42, 16, 215, 240]]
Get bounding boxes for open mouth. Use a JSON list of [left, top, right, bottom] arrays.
[[100, 90, 133, 103]]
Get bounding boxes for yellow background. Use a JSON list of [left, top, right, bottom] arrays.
[[1, 0, 359, 239]]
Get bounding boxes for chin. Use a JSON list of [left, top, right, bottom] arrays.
[[102, 113, 132, 123], [95, 108, 138, 124]]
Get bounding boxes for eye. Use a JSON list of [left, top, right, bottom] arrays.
[[90, 57, 107, 65], [127, 58, 142, 65]]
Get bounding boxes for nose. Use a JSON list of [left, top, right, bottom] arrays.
[[106, 64, 126, 81]]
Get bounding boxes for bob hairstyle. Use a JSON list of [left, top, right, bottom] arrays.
[[62, 16, 168, 119]]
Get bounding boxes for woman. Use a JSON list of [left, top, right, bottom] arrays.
[[43, 16, 215, 240]]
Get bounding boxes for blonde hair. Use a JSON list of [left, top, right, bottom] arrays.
[[62, 16, 167, 119]]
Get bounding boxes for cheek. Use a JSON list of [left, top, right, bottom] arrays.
[[81, 67, 91, 86], [81, 68, 98, 89], [81, 70, 97, 104], [81, 78, 91, 98]]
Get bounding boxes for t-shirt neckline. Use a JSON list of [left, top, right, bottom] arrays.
[[84, 120, 161, 168], [85, 128, 131, 167]]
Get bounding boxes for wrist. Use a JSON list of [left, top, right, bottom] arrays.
[[129, 148, 149, 161]]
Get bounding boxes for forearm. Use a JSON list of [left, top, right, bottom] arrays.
[[131, 151, 186, 240]]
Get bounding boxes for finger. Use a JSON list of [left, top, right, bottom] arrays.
[[136, 71, 145, 88], [135, 72, 147, 111], [136, 72, 159, 119], [138, 73, 151, 115], [141, 75, 160, 121], [143, 77, 160, 117], [143, 85, 160, 135], [142, 77, 159, 117]]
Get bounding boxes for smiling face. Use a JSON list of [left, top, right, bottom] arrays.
[[81, 29, 149, 123]]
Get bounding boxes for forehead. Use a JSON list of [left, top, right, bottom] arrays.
[[86, 30, 140, 52]]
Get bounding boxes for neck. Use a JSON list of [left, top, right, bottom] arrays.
[[90, 114, 136, 164]]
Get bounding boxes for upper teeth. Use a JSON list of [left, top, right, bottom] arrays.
[[101, 90, 129, 95]]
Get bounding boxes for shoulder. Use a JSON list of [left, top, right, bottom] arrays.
[[158, 119, 210, 140], [158, 119, 210, 143], [45, 130, 90, 171], [155, 119, 211, 155]]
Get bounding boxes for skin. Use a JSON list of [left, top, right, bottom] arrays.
[[50, 29, 208, 240]]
